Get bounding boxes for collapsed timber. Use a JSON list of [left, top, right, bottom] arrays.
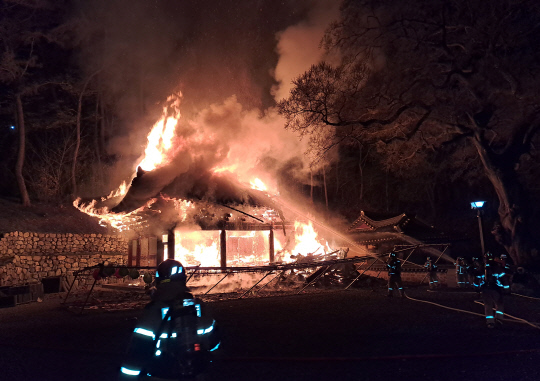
[[62, 254, 385, 313], [62, 243, 452, 313]]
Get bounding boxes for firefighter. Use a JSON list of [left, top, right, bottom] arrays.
[[387, 251, 404, 297], [119, 259, 220, 380], [470, 257, 484, 292], [424, 257, 439, 289], [495, 253, 512, 293], [477, 252, 506, 328], [455, 257, 469, 288]]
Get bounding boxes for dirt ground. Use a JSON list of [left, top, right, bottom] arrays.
[[0, 284, 539, 381]]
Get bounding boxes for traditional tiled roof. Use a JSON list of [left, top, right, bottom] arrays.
[[348, 211, 408, 232], [348, 211, 460, 244]]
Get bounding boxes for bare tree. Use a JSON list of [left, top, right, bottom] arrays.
[[25, 128, 77, 201], [0, 1, 42, 206], [71, 70, 100, 198], [278, 0, 540, 266]]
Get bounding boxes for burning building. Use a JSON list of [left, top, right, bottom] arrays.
[[74, 95, 351, 271]]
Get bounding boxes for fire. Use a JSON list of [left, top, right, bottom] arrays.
[[74, 92, 346, 269], [161, 196, 195, 223], [101, 181, 129, 201], [290, 220, 332, 257], [174, 231, 221, 267], [212, 164, 238, 174], [250, 178, 267, 191], [169, 219, 334, 268], [138, 95, 181, 171], [73, 197, 158, 232]]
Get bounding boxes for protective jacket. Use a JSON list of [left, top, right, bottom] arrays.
[[455, 259, 469, 288], [387, 257, 404, 297], [425, 259, 439, 288], [119, 281, 220, 380], [387, 258, 402, 276], [476, 259, 506, 326]]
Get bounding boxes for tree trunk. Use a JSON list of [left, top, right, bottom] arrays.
[[471, 138, 531, 266], [94, 95, 101, 164], [358, 145, 363, 200], [93, 94, 104, 191], [323, 166, 328, 210], [72, 72, 99, 199], [310, 169, 314, 203], [385, 170, 389, 212], [99, 92, 106, 158], [71, 90, 83, 199], [15, 94, 31, 207], [334, 160, 340, 202]]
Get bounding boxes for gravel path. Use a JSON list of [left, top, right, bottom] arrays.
[[0, 286, 539, 381]]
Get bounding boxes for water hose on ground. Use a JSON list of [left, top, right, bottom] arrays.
[[403, 292, 540, 330]]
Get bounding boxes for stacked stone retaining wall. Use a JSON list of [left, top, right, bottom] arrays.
[[0, 231, 129, 287]]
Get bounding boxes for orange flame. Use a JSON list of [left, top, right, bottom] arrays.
[[73, 197, 158, 232], [101, 181, 129, 201], [74, 92, 342, 268], [250, 178, 267, 191], [138, 95, 181, 171], [290, 220, 332, 256], [174, 231, 221, 267]]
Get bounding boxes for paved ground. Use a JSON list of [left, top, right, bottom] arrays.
[[0, 286, 539, 381]]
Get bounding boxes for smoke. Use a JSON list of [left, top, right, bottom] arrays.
[[271, 0, 341, 101], [73, 0, 343, 211]]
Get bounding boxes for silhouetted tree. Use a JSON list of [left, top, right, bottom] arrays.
[[0, 0, 73, 205], [278, 0, 540, 266]]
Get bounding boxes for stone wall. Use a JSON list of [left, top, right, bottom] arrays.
[[0, 231, 129, 287], [0, 231, 127, 256]]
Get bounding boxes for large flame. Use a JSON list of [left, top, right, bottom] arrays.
[[75, 93, 344, 267], [138, 95, 182, 171], [74, 198, 158, 232]]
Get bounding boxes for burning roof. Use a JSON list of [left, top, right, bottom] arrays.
[[73, 93, 372, 266], [112, 165, 282, 215]]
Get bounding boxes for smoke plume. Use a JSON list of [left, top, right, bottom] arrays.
[[73, 0, 342, 209]]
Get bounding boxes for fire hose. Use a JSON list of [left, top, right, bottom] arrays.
[[403, 292, 540, 330]]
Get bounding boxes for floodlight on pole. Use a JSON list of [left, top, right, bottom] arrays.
[[471, 201, 486, 255]]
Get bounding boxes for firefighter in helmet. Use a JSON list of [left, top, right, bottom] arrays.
[[455, 257, 469, 288], [495, 253, 512, 293], [387, 251, 404, 297], [470, 257, 484, 292], [478, 252, 506, 328], [119, 259, 220, 380], [424, 257, 440, 289]]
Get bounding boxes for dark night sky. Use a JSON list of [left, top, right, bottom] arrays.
[[73, 0, 339, 116], [69, 0, 342, 193]]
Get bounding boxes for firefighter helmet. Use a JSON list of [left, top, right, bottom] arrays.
[[156, 259, 186, 284]]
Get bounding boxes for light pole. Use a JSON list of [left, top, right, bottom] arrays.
[[471, 201, 486, 255]]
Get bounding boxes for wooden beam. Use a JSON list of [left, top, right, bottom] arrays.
[[220, 230, 227, 268], [269, 229, 274, 263]]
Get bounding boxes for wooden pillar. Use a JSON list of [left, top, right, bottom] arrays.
[[167, 230, 175, 259], [135, 239, 141, 267], [140, 237, 149, 266], [128, 240, 133, 266], [220, 230, 227, 268], [149, 236, 157, 266], [269, 229, 274, 263], [157, 235, 164, 266]]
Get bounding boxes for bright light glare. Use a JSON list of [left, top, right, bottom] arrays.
[[470, 201, 485, 209], [120, 367, 141, 376]]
